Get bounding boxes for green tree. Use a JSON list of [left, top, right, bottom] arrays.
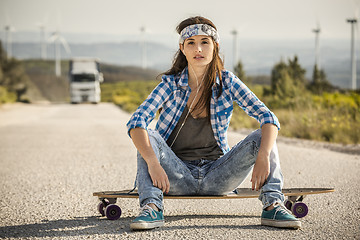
[[287, 56, 306, 87], [234, 60, 251, 85], [271, 60, 286, 96], [308, 64, 333, 95], [270, 56, 307, 98], [268, 56, 309, 108], [0, 41, 29, 102]]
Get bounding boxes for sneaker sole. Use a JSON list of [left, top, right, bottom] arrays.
[[261, 218, 301, 229], [130, 220, 164, 230]]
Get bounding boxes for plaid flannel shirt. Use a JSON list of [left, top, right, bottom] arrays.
[[126, 67, 280, 153]]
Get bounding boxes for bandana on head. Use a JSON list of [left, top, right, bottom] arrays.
[[179, 24, 220, 44]]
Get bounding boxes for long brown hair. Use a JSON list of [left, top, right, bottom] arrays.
[[164, 16, 224, 118]]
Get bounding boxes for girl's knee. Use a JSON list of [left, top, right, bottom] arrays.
[[147, 129, 162, 143], [146, 130, 163, 148], [244, 129, 262, 147], [146, 130, 167, 161]]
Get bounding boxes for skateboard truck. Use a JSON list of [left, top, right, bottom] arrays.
[[284, 195, 308, 218], [97, 198, 121, 220]]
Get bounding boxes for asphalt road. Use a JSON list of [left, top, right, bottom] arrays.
[[0, 103, 359, 239]]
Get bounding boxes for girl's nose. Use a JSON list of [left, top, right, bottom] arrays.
[[195, 44, 202, 52]]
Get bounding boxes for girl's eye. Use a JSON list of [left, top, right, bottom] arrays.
[[202, 41, 209, 44], [187, 41, 194, 45]]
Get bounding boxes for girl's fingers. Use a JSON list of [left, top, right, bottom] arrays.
[[252, 173, 268, 191], [153, 179, 169, 193], [251, 177, 256, 190], [165, 179, 170, 193], [158, 181, 163, 191], [161, 179, 169, 193]]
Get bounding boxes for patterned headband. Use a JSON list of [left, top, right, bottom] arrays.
[[179, 24, 220, 44]]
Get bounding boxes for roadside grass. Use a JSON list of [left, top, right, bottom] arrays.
[[102, 81, 360, 145], [101, 81, 158, 112], [0, 86, 17, 104], [231, 107, 359, 145]]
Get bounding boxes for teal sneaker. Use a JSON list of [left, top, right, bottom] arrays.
[[130, 205, 164, 230], [261, 203, 301, 229]]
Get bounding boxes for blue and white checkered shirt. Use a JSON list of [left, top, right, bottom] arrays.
[[126, 67, 280, 153]]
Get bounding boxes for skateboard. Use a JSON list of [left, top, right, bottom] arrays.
[[93, 188, 334, 220]]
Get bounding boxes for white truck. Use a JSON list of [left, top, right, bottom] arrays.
[[68, 58, 104, 104]]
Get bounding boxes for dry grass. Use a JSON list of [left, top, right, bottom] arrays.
[[102, 81, 360, 145]]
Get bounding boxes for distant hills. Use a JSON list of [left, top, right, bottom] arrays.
[[12, 41, 175, 71], [21, 59, 161, 103], [2, 31, 360, 89]]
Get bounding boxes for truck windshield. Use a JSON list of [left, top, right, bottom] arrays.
[[72, 74, 96, 82]]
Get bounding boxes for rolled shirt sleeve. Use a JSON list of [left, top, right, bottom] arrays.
[[126, 78, 172, 137], [228, 72, 280, 130]]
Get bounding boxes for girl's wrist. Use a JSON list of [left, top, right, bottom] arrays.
[[147, 159, 161, 168], [257, 149, 270, 159]]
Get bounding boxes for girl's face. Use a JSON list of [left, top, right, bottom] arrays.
[[180, 35, 215, 69]]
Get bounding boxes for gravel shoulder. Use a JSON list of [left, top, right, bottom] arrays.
[[0, 103, 359, 239]]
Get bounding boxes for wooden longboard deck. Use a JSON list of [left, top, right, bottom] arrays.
[[93, 188, 334, 199]]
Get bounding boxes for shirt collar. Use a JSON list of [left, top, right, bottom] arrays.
[[178, 67, 189, 87], [215, 73, 221, 85]]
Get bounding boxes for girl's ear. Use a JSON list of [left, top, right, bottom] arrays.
[[179, 44, 185, 55]]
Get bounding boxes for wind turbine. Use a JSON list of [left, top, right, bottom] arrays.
[[37, 15, 48, 60], [312, 22, 321, 70], [4, 24, 15, 59], [347, 17, 358, 90], [140, 26, 147, 69], [37, 24, 47, 60], [3, 10, 16, 59], [231, 29, 238, 72], [48, 31, 71, 77]]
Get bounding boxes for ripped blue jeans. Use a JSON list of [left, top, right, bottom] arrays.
[[135, 129, 284, 211]]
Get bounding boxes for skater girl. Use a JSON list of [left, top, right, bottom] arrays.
[[126, 16, 301, 230]]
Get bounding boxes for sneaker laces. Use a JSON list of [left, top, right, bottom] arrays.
[[273, 202, 294, 218], [138, 205, 157, 219]]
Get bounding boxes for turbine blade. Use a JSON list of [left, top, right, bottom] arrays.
[[59, 36, 71, 54], [47, 32, 58, 42]]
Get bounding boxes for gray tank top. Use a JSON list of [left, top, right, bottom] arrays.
[[167, 105, 223, 161]]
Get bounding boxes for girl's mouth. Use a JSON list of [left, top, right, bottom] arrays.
[[194, 55, 204, 59]]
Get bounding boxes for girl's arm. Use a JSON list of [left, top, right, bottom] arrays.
[[126, 77, 173, 193], [228, 72, 280, 190], [130, 127, 170, 194], [229, 72, 280, 131], [251, 123, 278, 191], [126, 78, 172, 138]]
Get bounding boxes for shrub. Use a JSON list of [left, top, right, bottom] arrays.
[[0, 86, 16, 103]]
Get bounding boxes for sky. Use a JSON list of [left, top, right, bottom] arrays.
[[0, 0, 359, 43]]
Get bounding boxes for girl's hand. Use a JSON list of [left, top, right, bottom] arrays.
[[148, 162, 170, 194], [251, 152, 270, 191]]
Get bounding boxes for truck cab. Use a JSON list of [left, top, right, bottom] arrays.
[[69, 58, 104, 104]]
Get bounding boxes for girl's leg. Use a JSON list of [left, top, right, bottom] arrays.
[[258, 142, 285, 209], [136, 129, 198, 211], [199, 129, 284, 208]]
